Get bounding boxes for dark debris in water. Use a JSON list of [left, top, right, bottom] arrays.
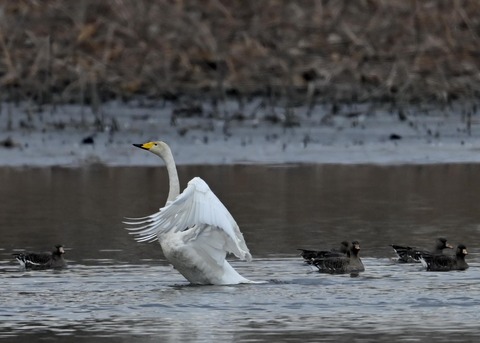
[[0, 137, 18, 149], [81, 136, 95, 145]]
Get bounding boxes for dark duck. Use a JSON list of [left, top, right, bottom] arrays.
[[419, 244, 469, 271], [298, 241, 349, 264], [312, 241, 365, 274], [390, 237, 452, 263], [13, 245, 66, 270]]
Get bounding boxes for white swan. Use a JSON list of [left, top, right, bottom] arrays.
[[124, 141, 255, 285]]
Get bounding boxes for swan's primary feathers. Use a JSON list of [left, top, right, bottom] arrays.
[[124, 141, 255, 285]]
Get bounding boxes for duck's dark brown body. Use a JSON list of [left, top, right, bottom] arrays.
[[13, 245, 66, 270]]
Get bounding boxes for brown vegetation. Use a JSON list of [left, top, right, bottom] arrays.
[[0, 0, 479, 105]]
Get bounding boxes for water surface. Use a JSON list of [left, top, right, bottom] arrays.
[[1, 164, 479, 342]]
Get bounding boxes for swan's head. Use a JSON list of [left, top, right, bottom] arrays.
[[133, 141, 172, 158]]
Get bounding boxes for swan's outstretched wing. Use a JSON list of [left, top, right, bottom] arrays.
[[125, 177, 252, 261]]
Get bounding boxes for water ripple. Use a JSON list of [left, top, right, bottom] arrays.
[[1, 257, 479, 342]]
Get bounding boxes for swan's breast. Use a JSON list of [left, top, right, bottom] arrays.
[[158, 234, 222, 284]]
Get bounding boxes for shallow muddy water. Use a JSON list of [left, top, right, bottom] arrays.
[[1, 164, 480, 342]]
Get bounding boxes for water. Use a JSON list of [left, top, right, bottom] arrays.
[[1, 164, 480, 342]]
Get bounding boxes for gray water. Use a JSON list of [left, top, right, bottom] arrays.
[[1, 164, 480, 342]]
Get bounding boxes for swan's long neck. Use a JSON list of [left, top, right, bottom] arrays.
[[160, 147, 180, 203]]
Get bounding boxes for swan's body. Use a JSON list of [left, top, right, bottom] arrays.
[[125, 141, 255, 285]]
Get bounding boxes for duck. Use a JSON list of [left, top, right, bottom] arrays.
[[419, 244, 469, 271], [298, 241, 349, 264], [13, 245, 66, 269], [124, 141, 257, 285], [390, 237, 452, 263], [312, 241, 365, 274]]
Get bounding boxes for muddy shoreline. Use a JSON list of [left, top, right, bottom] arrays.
[[1, 100, 479, 167], [1, 2, 480, 166]]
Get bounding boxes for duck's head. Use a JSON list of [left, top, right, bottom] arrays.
[[55, 245, 65, 254], [437, 237, 453, 249], [350, 241, 361, 256], [457, 244, 468, 256]]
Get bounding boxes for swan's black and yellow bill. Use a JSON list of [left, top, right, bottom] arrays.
[[133, 142, 155, 150]]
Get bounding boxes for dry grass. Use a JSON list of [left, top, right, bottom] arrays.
[[0, 0, 479, 105]]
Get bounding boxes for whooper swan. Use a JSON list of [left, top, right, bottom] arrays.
[[124, 141, 256, 285]]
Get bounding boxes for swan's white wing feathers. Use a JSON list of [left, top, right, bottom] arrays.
[[182, 224, 228, 268], [125, 177, 252, 261]]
